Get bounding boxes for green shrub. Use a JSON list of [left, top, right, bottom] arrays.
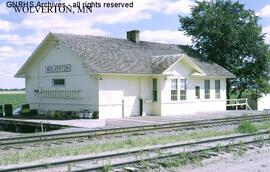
[[21, 104, 30, 116], [30, 109, 38, 116], [92, 111, 99, 119], [237, 121, 258, 133], [49, 111, 56, 119], [62, 111, 71, 119]]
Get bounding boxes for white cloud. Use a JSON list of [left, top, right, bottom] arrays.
[[21, 13, 109, 36], [94, 0, 196, 23], [0, 46, 27, 87], [263, 25, 270, 33], [0, 34, 44, 46], [265, 35, 270, 44], [0, 45, 31, 88], [0, 61, 24, 88], [95, 10, 152, 24], [19, 0, 163, 31], [94, 0, 163, 24], [0, 3, 10, 14], [0, 19, 13, 31], [0, 61, 19, 78], [16, 0, 159, 42], [164, 0, 195, 15], [263, 26, 270, 44], [258, 5, 270, 17], [0, 46, 13, 53], [0, 46, 31, 59], [140, 29, 192, 45]]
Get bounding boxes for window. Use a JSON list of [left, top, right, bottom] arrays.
[[153, 78, 157, 101], [171, 79, 178, 101], [195, 86, 200, 99], [215, 80, 221, 99], [53, 79, 65, 86], [180, 79, 187, 100], [204, 80, 210, 99]]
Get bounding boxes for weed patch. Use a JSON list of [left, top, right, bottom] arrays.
[[237, 121, 258, 133]]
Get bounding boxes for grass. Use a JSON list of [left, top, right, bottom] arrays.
[[236, 120, 270, 133], [0, 92, 25, 109], [103, 162, 112, 172], [160, 153, 192, 168], [0, 130, 234, 165], [256, 121, 270, 130], [236, 120, 258, 133]]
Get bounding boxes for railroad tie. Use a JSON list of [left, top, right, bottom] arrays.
[[124, 166, 139, 172]]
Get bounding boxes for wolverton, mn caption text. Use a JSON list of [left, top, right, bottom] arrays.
[[5, 1, 134, 14]]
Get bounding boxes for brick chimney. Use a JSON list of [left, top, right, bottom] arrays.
[[127, 30, 140, 43]]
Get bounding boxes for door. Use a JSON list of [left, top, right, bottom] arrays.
[[195, 86, 201, 112], [123, 79, 139, 117], [195, 86, 200, 99]]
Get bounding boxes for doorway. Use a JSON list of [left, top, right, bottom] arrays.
[[123, 79, 139, 117], [195, 86, 200, 99]]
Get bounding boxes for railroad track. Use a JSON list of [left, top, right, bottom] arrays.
[[1, 130, 269, 172], [0, 114, 269, 148]]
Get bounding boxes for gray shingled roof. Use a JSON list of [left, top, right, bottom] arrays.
[[152, 54, 184, 74], [53, 33, 234, 77]]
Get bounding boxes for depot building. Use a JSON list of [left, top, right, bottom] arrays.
[[15, 30, 234, 119]]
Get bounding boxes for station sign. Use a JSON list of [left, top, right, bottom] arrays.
[[45, 64, 71, 73]]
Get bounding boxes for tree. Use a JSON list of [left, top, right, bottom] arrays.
[[179, 0, 270, 99]]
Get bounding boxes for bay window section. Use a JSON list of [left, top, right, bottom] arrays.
[[204, 80, 210, 99], [171, 79, 178, 101], [180, 79, 187, 100]]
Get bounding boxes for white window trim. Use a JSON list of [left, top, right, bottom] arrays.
[[180, 79, 187, 100], [204, 80, 210, 99], [153, 78, 158, 102], [215, 80, 221, 99], [171, 79, 178, 101], [170, 77, 188, 102]]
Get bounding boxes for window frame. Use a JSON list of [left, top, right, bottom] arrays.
[[153, 78, 158, 102], [215, 80, 221, 99], [204, 80, 210, 99], [52, 79, 65, 86], [171, 79, 178, 101], [180, 79, 187, 100]]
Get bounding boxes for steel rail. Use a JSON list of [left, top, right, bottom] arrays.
[[0, 114, 269, 147], [0, 130, 269, 172], [77, 135, 270, 172], [0, 114, 267, 141]]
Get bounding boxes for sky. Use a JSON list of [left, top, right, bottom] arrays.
[[0, 0, 270, 88]]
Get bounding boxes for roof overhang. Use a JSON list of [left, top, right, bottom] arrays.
[[191, 75, 234, 78], [96, 73, 170, 77], [190, 72, 207, 77]]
